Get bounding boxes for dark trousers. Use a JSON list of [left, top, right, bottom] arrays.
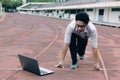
[[69, 33, 88, 65]]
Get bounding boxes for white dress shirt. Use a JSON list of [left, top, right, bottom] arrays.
[[64, 20, 98, 48]]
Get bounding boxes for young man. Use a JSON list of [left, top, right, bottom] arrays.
[[55, 12, 100, 70]]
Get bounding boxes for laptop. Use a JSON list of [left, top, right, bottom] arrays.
[[18, 54, 54, 76]]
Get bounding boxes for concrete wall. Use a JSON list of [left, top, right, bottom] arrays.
[[86, 9, 95, 21], [18, 7, 120, 24], [109, 8, 120, 23]]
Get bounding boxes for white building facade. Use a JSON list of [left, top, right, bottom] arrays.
[[17, 1, 120, 27]]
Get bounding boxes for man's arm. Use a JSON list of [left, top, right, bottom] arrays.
[[55, 44, 69, 68], [92, 48, 100, 70], [55, 20, 74, 68], [88, 22, 100, 70], [60, 44, 69, 62]]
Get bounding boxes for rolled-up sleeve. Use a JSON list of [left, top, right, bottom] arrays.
[[64, 20, 75, 44], [64, 25, 73, 44], [90, 29, 98, 48], [87, 22, 98, 48]]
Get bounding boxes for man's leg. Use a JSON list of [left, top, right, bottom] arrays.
[[69, 33, 77, 65], [77, 37, 88, 59]]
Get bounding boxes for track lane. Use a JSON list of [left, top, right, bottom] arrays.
[[0, 13, 119, 80], [0, 13, 59, 80]]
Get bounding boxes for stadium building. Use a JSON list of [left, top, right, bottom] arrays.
[[17, 0, 120, 27]]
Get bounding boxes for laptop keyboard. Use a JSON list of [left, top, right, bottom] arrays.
[[39, 67, 53, 73], [40, 70, 47, 74], [39, 67, 53, 75]]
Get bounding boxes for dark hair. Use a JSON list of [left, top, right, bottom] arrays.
[[75, 12, 90, 25]]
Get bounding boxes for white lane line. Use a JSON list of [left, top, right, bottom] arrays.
[[98, 50, 109, 80]]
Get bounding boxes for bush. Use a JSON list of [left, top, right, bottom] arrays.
[[2, 0, 22, 12]]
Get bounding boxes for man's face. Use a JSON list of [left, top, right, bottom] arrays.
[[76, 21, 86, 32]]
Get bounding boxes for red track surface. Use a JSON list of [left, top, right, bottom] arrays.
[[0, 13, 120, 80]]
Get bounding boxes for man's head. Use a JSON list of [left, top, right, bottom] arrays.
[[75, 12, 90, 25], [75, 12, 90, 32]]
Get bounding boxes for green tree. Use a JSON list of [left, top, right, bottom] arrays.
[[1, 0, 22, 12]]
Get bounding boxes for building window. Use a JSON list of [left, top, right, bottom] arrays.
[[86, 8, 93, 12], [69, 9, 76, 14], [46, 10, 52, 13], [77, 9, 85, 13], [65, 10, 69, 13], [111, 8, 120, 12], [119, 15, 120, 19]]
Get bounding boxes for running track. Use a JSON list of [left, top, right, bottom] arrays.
[[0, 13, 120, 80]]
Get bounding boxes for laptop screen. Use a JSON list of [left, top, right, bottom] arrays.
[[18, 54, 40, 75]]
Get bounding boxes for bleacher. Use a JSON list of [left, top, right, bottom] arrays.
[[48, 0, 97, 7], [61, 0, 97, 6], [38, 2, 60, 8], [21, 0, 97, 9], [22, 4, 40, 9]]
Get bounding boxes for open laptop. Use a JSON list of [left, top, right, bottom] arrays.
[[18, 54, 54, 76]]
